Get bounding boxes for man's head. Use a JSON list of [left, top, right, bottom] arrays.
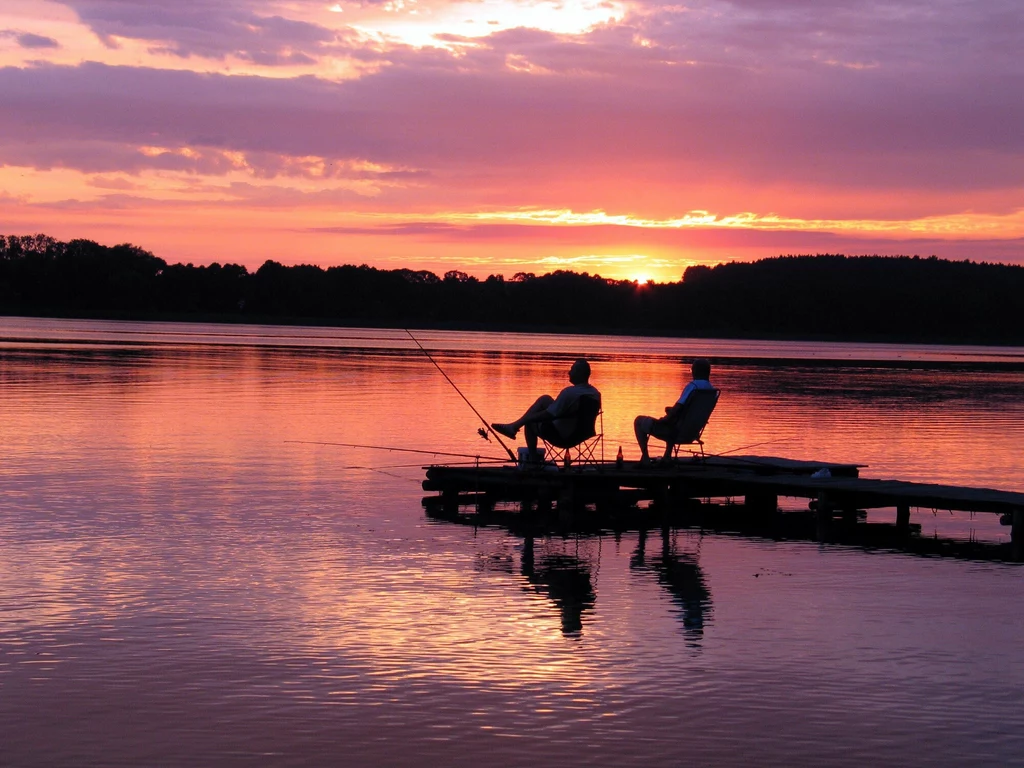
[[691, 358, 711, 381], [569, 358, 591, 385]]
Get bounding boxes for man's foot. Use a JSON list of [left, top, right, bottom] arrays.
[[491, 422, 519, 439]]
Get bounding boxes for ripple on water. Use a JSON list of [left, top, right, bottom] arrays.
[[2, 322, 1024, 766]]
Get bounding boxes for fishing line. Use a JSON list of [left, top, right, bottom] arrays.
[[285, 440, 508, 462], [338, 459, 508, 470], [714, 438, 791, 457], [405, 329, 517, 461], [357, 467, 423, 483], [706, 438, 865, 472]]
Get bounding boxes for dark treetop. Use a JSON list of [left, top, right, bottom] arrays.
[[2, 233, 1022, 344]]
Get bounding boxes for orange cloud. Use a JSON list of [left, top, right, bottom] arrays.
[[0, 0, 1021, 276]]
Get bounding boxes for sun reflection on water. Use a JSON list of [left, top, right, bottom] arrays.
[[1, 319, 1024, 765]]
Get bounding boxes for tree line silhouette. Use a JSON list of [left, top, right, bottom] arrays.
[[2, 233, 1022, 343]]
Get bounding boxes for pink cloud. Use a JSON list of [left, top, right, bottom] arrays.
[[2, 0, 1022, 270], [2, 58, 1021, 197], [4, 53, 1021, 229], [59, 1, 346, 64], [0, 30, 61, 49]]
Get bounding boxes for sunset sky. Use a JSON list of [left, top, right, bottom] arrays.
[[1, 0, 1022, 281]]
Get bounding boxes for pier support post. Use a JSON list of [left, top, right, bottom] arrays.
[[595, 485, 623, 517], [745, 492, 777, 514], [897, 507, 913, 532], [815, 492, 831, 541], [442, 488, 459, 514], [896, 504, 911, 532], [557, 483, 575, 525], [656, 484, 675, 527], [557, 483, 575, 508], [656, 483, 671, 508], [536, 493, 552, 516]]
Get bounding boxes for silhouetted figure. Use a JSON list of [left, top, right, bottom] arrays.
[[492, 358, 601, 460], [634, 358, 714, 464], [632, 529, 711, 646], [520, 536, 596, 637]]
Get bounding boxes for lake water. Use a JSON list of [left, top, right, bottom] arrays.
[[1, 317, 1023, 767]]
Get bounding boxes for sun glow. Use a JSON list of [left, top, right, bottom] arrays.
[[364, 207, 1024, 238], [348, 0, 626, 49]]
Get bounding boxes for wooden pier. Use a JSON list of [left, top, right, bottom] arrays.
[[422, 455, 1024, 557]]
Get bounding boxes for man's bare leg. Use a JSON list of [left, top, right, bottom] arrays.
[[634, 415, 653, 464], [492, 395, 555, 441], [523, 422, 542, 456]]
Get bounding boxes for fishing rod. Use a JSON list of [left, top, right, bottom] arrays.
[[405, 329, 517, 461], [285, 440, 508, 462]]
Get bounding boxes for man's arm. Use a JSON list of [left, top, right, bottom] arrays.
[[544, 387, 577, 420], [663, 401, 685, 421], [660, 382, 695, 424]]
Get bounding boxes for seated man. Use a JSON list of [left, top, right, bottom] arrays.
[[492, 358, 601, 460], [634, 358, 714, 464]]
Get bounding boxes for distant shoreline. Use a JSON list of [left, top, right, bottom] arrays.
[[3, 235, 1023, 346]]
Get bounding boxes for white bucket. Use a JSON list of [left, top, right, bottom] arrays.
[[517, 447, 544, 467]]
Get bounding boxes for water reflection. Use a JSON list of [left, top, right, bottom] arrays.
[[471, 534, 599, 637], [520, 536, 596, 637], [4, 316, 1024, 364], [631, 529, 711, 647], [3, 318, 1024, 766]]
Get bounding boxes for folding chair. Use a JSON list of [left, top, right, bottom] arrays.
[[664, 388, 720, 459], [539, 395, 604, 467]]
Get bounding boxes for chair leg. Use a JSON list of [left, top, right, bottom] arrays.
[[543, 435, 603, 467]]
